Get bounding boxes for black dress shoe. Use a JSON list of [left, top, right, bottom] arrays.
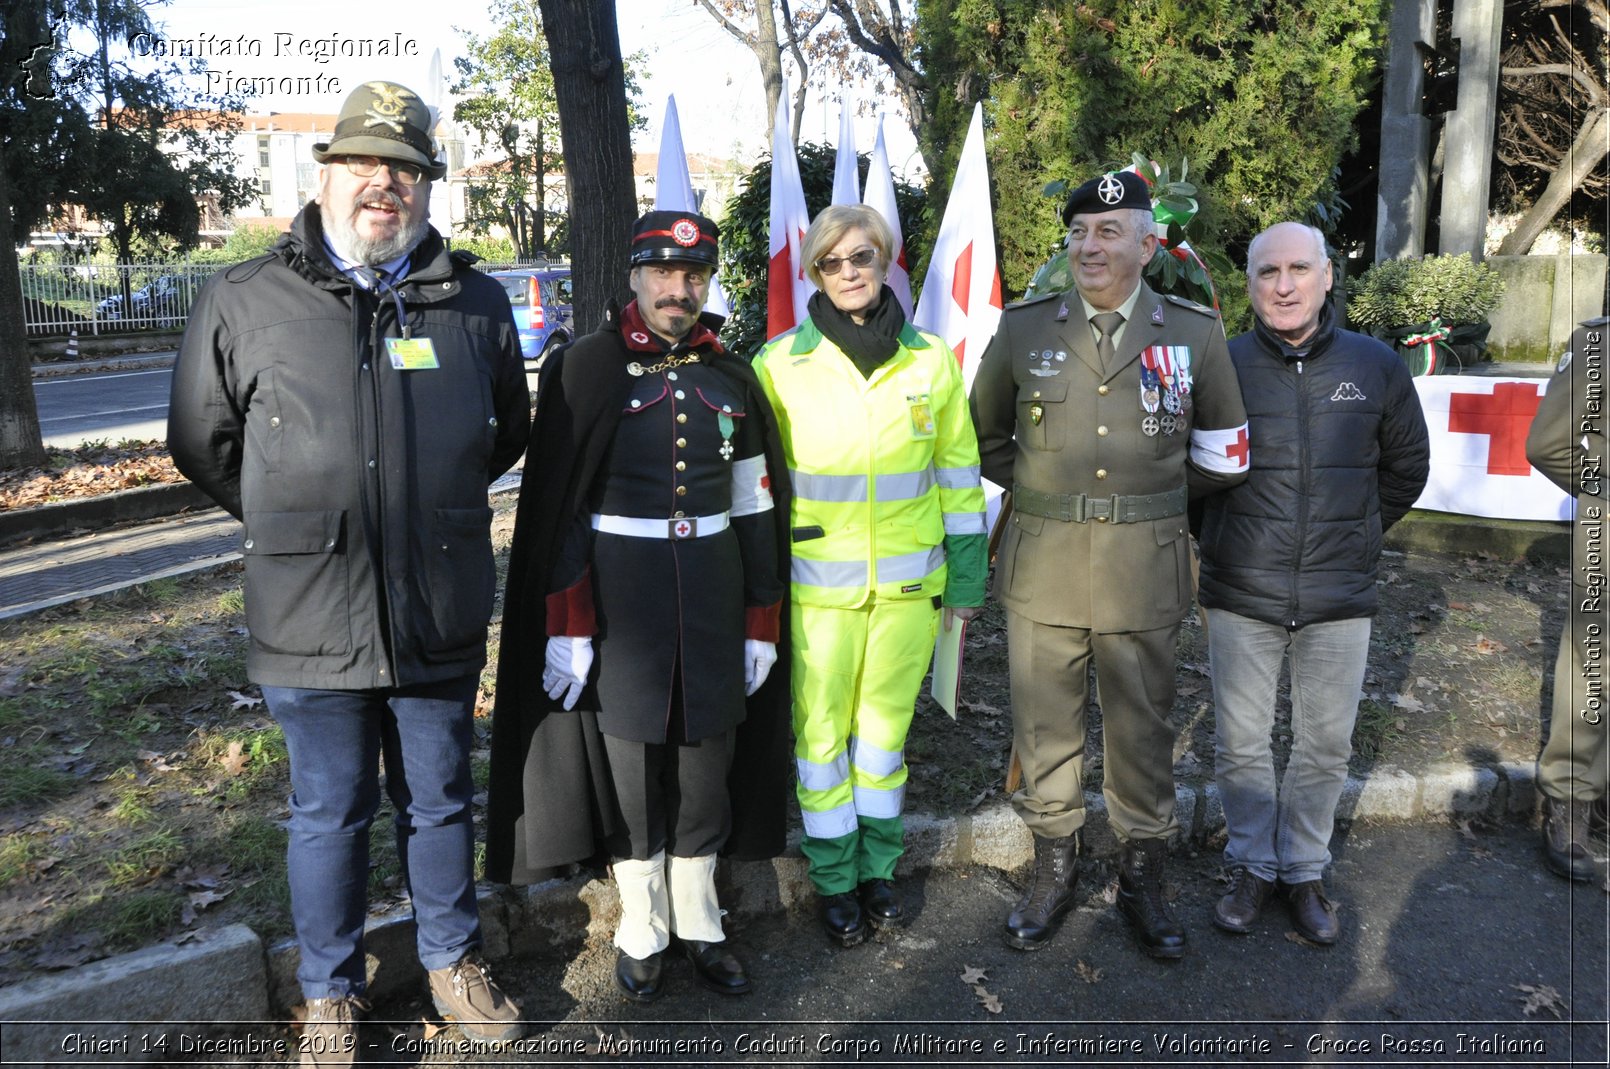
[[859, 879, 904, 929], [614, 950, 664, 1003], [819, 891, 867, 947], [681, 939, 752, 995]]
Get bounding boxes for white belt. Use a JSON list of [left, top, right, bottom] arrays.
[[591, 512, 730, 540]]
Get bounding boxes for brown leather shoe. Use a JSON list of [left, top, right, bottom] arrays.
[[1115, 839, 1187, 959], [1542, 796, 1596, 882], [298, 995, 368, 1068], [1282, 880, 1340, 945], [1003, 834, 1078, 951], [1212, 867, 1274, 934]]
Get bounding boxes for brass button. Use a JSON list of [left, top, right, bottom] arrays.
[[673, 510, 685, 518], [675, 461, 686, 471], [1097, 425, 1109, 437], [1096, 516, 1108, 523], [1098, 384, 1110, 396], [1032, 390, 1041, 399], [677, 413, 688, 424], [675, 485, 688, 496], [676, 438, 687, 448], [1096, 469, 1108, 479]]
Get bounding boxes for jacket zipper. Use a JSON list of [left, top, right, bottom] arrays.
[[1289, 358, 1307, 628]]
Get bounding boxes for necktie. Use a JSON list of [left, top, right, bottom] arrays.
[[1092, 311, 1124, 373]]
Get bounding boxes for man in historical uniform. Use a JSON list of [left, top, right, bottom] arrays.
[[1528, 313, 1608, 882], [971, 170, 1250, 958], [486, 211, 791, 1002]]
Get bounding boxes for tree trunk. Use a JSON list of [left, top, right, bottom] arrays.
[[0, 158, 48, 469], [1497, 106, 1610, 255], [538, 0, 636, 331]]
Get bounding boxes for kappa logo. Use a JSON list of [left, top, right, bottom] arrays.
[[1331, 383, 1367, 401]]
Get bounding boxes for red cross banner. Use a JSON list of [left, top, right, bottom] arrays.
[[1412, 377, 1573, 521]]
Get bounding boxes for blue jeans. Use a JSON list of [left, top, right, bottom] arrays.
[[264, 676, 482, 999], [1206, 610, 1370, 884]]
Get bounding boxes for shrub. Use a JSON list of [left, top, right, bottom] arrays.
[[1345, 253, 1506, 328]]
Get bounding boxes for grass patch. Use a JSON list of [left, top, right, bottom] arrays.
[[0, 834, 45, 885], [60, 889, 184, 951], [105, 829, 185, 887], [0, 760, 77, 808], [216, 588, 245, 615], [110, 786, 155, 825], [1352, 699, 1407, 763], [192, 813, 286, 876]]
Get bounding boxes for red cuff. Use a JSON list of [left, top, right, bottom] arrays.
[[745, 601, 781, 643], [545, 568, 597, 636]]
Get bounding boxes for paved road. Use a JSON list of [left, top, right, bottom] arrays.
[[33, 366, 174, 448]]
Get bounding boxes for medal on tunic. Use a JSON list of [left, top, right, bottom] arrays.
[[1029, 401, 1044, 426], [1141, 415, 1160, 437], [1161, 413, 1178, 436], [718, 412, 735, 460], [1140, 364, 1161, 414], [1175, 346, 1194, 395], [627, 361, 646, 376], [1163, 389, 1182, 414]]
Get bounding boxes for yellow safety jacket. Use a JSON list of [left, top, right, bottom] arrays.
[[754, 319, 988, 610]]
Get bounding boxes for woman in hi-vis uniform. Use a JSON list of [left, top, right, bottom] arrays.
[[753, 204, 987, 946]]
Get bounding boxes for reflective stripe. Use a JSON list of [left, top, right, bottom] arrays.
[[942, 511, 988, 535], [801, 802, 858, 839], [795, 751, 850, 792], [850, 735, 905, 779], [729, 454, 774, 518], [878, 545, 947, 583], [935, 464, 982, 489], [874, 467, 934, 501], [792, 470, 868, 502], [853, 783, 906, 819], [793, 556, 869, 588]]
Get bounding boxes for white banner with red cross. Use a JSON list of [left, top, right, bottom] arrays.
[[1411, 377, 1573, 521]]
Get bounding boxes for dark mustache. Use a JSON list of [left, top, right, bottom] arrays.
[[656, 297, 696, 312], [354, 190, 405, 212]]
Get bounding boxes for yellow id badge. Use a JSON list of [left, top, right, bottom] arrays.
[[908, 395, 936, 439], [386, 337, 440, 370]]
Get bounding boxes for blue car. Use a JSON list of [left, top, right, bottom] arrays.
[[490, 267, 574, 365]]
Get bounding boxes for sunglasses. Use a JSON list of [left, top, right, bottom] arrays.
[[814, 248, 878, 276], [339, 155, 425, 186]]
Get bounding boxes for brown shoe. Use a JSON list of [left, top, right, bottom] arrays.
[[298, 995, 368, 1068], [1282, 880, 1339, 945], [1212, 867, 1274, 934], [1543, 797, 1596, 882], [428, 955, 524, 1044]]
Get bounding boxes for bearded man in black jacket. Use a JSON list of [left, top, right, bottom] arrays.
[[1196, 222, 1429, 945]]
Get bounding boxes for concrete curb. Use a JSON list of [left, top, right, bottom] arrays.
[[0, 483, 216, 549], [0, 764, 1542, 1058]]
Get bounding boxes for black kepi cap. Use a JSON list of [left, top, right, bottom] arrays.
[[1062, 170, 1152, 224], [630, 210, 720, 266]]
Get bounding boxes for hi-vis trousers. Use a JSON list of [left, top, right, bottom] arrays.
[[791, 597, 940, 894]]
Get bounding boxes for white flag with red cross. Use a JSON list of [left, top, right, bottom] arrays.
[[863, 114, 913, 317], [1412, 377, 1573, 520], [767, 86, 813, 338], [655, 96, 730, 319], [913, 102, 1003, 391]]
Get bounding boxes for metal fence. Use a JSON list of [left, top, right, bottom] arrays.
[[19, 257, 564, 337]]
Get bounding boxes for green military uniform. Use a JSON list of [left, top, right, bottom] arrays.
[[971, 282, 1250, 841], [1528, 317, 1608, 807]]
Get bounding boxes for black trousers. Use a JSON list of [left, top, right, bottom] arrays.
[[603, 729, 735, 860]]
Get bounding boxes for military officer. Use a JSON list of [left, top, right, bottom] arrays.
[[971, 170, 1250, 959], [1527, 314, 1608, 882]]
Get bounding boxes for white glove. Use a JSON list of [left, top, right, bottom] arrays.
[[543, 635, 594, 710], [744, 639, 777, 696]]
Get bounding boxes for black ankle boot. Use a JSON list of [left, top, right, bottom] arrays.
[[819, 891, 867, 947], [614, 950, 665, 1002], [1116, 839, 1187, 959], [1003, 834, 1079, 950]]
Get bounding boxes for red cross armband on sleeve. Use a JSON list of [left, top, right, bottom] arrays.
[[1189, 423, 1251, 474]]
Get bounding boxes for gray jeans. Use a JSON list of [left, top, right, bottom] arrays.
[[1207, 609, 1370, 884]]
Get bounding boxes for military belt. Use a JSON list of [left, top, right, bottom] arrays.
[[1012, 484, 1187, 524]]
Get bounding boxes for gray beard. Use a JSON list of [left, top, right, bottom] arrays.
[[320, 202, 428, 266]]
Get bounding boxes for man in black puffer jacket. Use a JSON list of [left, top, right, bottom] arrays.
[[1197, 222, 1429, 946]]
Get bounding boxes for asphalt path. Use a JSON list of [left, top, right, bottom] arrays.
[[336, 820, 1606, 1068], [33, 366, 174, 448]]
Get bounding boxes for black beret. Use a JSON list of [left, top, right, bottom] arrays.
[[1061, 170, 1152, 224], [630, 210, 720, 266]]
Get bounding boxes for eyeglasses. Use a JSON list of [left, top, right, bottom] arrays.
[[814, 248, 878, 276], [339, 155, 425, 186]]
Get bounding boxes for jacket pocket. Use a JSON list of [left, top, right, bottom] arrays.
[[422, 506, 496, 656], [1152, 516, 1191, 617], [241, 509, 351, 656], [1017, 379, 1067, 453]]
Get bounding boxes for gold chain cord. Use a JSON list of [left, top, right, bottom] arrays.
[[633, 350, 703, 375]]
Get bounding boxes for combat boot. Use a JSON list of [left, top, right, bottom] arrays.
[[1542, 796, 1596, 882], [1116, 839, 1187, 959], [1003, 834, 1078, 950]]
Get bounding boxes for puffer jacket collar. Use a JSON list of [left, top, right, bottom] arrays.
[[1251, 298, 1339, 364]]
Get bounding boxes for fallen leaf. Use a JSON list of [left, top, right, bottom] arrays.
[[1474, 636, 1508, 655], [1515, 982, 1565, 1019], [1448, 600, 1473, 611], [227, 690, 263, 710], [959, 965, 989, 985], [1392, 694, 1426, 714], [422, 1019, 446, 1041], [32, 932, 107, 970], [1074, 960, 1103, 984], [1284, 930, 1325, 948], [973, 985, 1003, 1013], [219, 740, 249, 776]]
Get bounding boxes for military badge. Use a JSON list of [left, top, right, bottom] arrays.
[[1141, 415, 1160, 437], [1029, 402, 1044, 426], [1161, 413, 1177, 435]]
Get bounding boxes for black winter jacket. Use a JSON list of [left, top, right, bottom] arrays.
[[169, 205, 530, 689], [1197, 304, 1429, 627]]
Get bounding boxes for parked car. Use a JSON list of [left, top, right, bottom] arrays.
[[97, 275, 185, 327], [490, 267, 574, 366]]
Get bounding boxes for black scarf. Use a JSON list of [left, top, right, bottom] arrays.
[[808, 285, 906, 378]]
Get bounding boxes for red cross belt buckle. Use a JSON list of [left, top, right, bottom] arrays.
[[670, 517, 697, 539]]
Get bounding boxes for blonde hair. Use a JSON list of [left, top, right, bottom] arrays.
[[801, 204, 894, 289]]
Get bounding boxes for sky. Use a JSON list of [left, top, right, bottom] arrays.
[[105, 0, 926, 180]]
